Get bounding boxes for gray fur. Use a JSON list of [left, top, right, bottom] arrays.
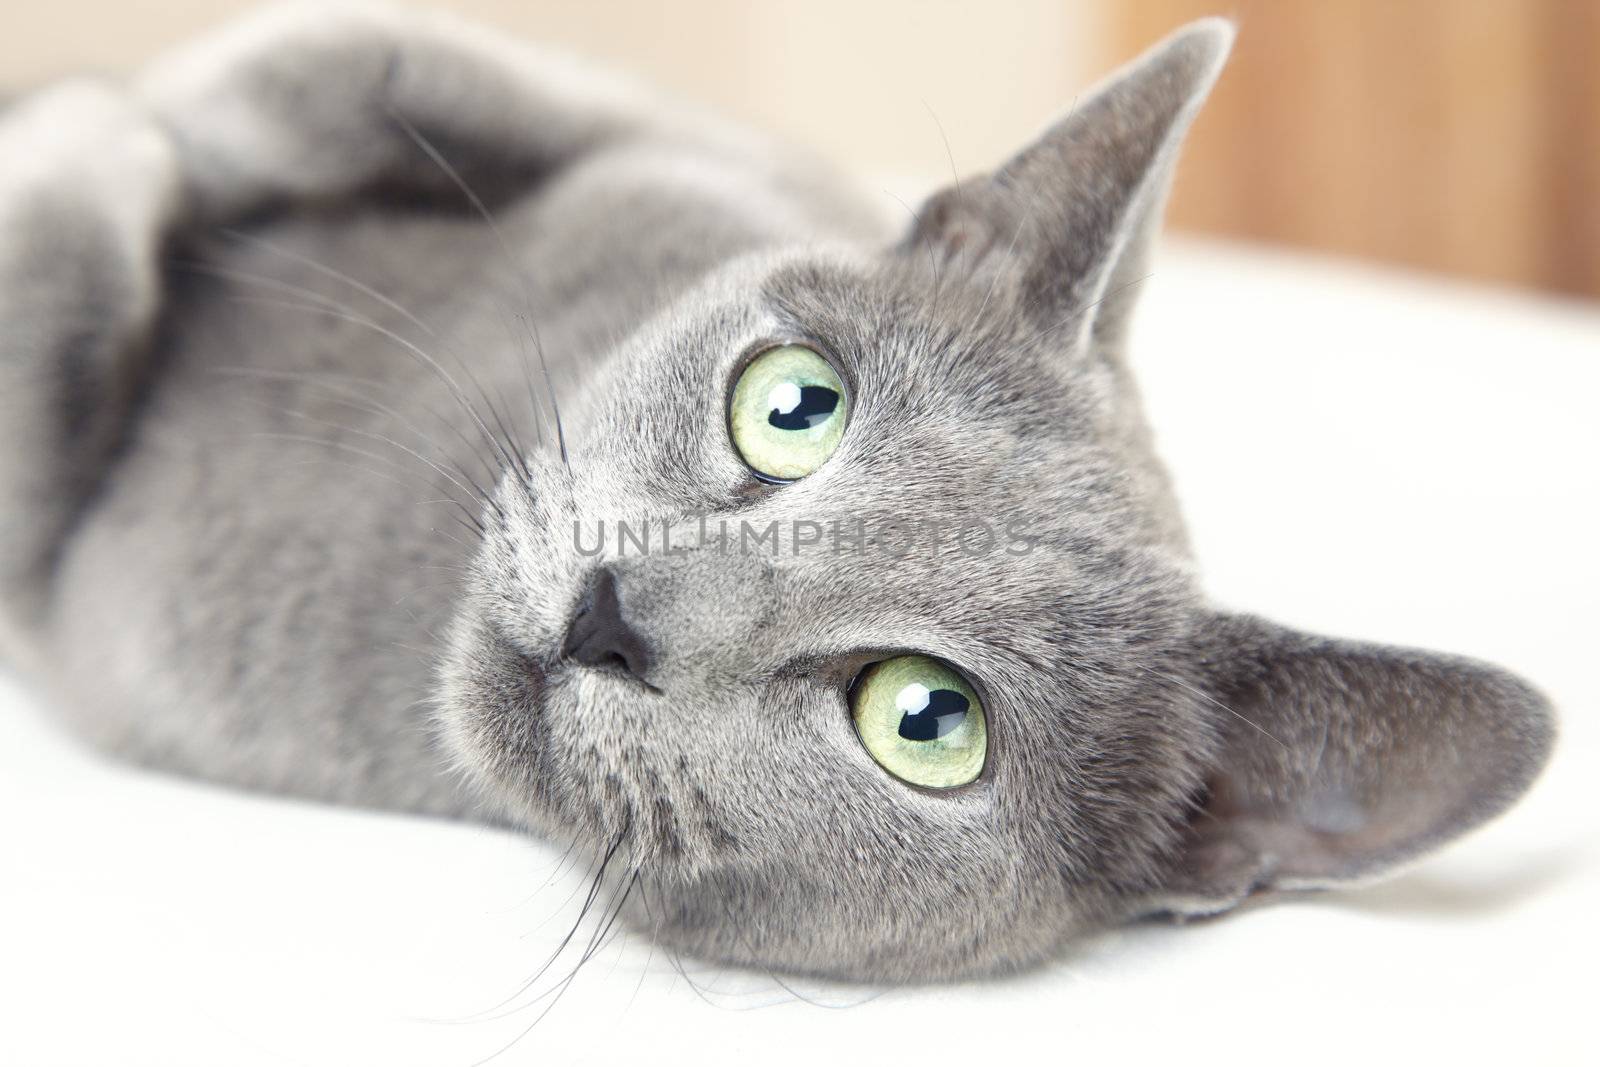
[[0, 3, 1554, 981]]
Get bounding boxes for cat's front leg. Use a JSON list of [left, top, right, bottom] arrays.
[[0, 82, 179, 650], [133, 0, 663, 221]]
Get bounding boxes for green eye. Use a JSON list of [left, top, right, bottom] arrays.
[[851, 655, 987, 789], [728, 344, 847, 481]]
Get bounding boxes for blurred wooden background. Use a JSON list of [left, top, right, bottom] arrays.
[[1109, 0, 1600, 297], [4, 1, 1597, 299]]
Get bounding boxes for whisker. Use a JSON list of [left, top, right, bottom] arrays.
[[520, 845, 613, 939], [251, 431, 485, 534], [921, 98, 971, 299], [638, 880, 723, 1008], [444, 844, 641, 1063], [175, 259, 352, 316], [196, 238, 536, 487], [637, 881, 794, 1010], [717, 898, 885, 1011], [973, 200, 1036, 323], [282, 406, 496, 518], [429, 526, 474, 552], [213, 365, 504, 485], [469, 870, 641, 1063], [391, 579, 466, 611], [461, 825, 630, 1023], [539, 831, 589, 891], [241, 394, 499, 517], [625, 918, 656, 1016], [922, 99, 963, 211], [490, 307, 545, 455], [185, 257, 530, 494], [280, 454, 422, 494], [391, 640, 443, 661], [883, 188, 949, 332], [386, 107, 571, 471], [197, 281, 510, 495], [218, 228, 444, 340], [523, 315, 569, 468], [223, 294, 525, 487]]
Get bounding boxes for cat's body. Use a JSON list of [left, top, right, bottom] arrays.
[[1, 50, 871, 816], [0, 4, 1553, 980], [1, 3, 897, 813]]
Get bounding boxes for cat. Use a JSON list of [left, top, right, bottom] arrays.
[[0, 2, 1554, 981]]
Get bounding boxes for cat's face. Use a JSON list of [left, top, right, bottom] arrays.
[[440, 244, 1213, 977], [437, 20, 1553, 980]]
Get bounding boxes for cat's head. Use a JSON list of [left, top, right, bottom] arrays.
[[437, 20, 1553, 980]]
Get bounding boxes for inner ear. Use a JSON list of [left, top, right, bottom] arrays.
[[900, 18, 1233, 336], [1155, 613, 1555, 917]]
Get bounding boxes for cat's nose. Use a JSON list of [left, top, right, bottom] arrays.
[[561, 566, 655, 686]]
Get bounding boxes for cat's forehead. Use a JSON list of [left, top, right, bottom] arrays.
[[761, 256, 1091, 431], [747, 257, 1115, 494], [588, 251, 1106, 515], [579, 247, 1168, 585]]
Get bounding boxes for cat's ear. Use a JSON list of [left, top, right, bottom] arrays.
[[1154, 613, 1555, 916], [903, 19, 1231, 343]]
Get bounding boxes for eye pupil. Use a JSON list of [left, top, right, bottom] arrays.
[[766, 384, 839, 431], [896, 686, 970, 742]]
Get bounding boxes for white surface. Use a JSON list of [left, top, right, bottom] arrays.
[[3, 240, 1597, 1066]]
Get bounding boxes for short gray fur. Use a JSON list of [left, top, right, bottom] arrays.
[[0, 3, 1554, 980]]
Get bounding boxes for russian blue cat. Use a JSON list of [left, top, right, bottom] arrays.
[[0, 4, 1552, 979]]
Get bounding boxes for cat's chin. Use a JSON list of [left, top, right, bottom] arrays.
[[436, 626, 662, 853], [524, 665, 714, 862]]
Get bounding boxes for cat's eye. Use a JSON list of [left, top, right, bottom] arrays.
[[728, 344, 848, 482], [850, 655, 987, 789]]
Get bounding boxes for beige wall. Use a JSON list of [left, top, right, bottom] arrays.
[[1, 0, 1105, 178], [12, 1, 1595, 298]]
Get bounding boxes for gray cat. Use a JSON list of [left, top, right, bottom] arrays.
[[0, 3, 1553, 981]]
